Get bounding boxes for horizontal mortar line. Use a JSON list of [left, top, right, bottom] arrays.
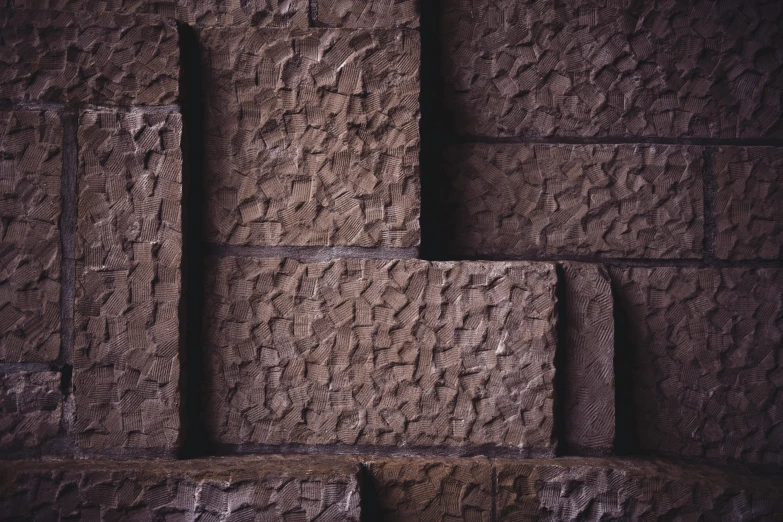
[[207, 244, 421, 261], [0, 362, 61, 374], [440, 254, 783, 269], [451, 134, 783, 147]]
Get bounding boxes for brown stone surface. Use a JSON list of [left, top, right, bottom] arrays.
[[0, 110, 61, 363], [12, 0, 175, 14], [0, 10, 178, 104], [0, 371, 62, 451], [496, 457, 783, 521], [367, 457, 492, 522], [0, 455, 361, 520], [441, 0, 783, 138], [179, 0, 307, 26], [715, 147, 783, 260], [316, 0, 419, 28], [204, 258, 557, 451], [442, 144, 704, 258], [611, 267, 783, 466], [201, 28, 420, 247], [561, 263, 614, 455], [75, 110, 182, 452]]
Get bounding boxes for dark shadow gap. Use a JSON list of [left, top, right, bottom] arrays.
[[553, 264, 569, 456], [358, 464, 384, 522], [611, 280, 641, 456]]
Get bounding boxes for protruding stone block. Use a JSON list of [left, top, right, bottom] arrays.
[[316, 0, 419, 28], [0, 371, 62, 453]]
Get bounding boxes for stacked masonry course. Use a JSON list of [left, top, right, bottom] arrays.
[[0, 0, 781, 519]]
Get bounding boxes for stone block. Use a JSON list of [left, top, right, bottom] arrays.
[[316, 0, 419, 28], [180, 0, 307, 26], [0, 371, 62, 453]]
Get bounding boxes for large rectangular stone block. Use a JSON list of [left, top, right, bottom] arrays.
[[611, 267, 783, 466], [715, 147, 783, 260], [0, 455, 361, 520], [201, 28, 420, 247], [0, 370, 62, 454], [441, 0, 783, 138], [442, 144, 704, 258], [204, 258, 557, 452], [0, 10, 179, 104], [316, 0, 419, 28], [75, 110, 182, 452], [0, 110, 62, 363]]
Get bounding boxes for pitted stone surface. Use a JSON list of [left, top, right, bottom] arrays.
[[561, 263, 614, 455], [75, 110, 182, 451], [0, 371, 61, 451], [316, 0, 419, 28], [204, 258, 557, 451], [496, 457, 783, 521], [0, 456, 361, 520], [0, 110, 61, 363], [0, 10, 178, 104], [611, 267, 783, 466], [12, 0, 175, 14], [179, 0, 307, 27], [715, 147, 783, 260], [442, 144, 703, 258], [367, 458, 492, 522], [201, 28, 420, 247], [440, 0, 783, 138]]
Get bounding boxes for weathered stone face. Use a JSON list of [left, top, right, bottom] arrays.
[[0, 371, 62, 451], [315, 0, 419, 28]]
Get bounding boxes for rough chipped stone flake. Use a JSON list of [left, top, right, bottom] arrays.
[[205, 258, 557, 451], [0, 371, 62, 452], [75, 110, 182, 452], [201, 28, 420, 247], [0, 110, 62, 363], [316, 0, 419, 28]]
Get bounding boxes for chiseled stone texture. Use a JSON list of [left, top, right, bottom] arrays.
[[12, 0, 176, 14], [204, 258, 557, 452], [441, 0, 783, 138], [0, 371, 62, 452], [611, 267, 783, 466], [0, 456, 361, 520], [316, 0, 419, 28], [366, 458, 492, 522], [75, 110, 182, 452], [496, 457, 783, 521], [201, 28, 420, 247], [0, 111, 61, 363], [561, 263, 614, 455], [0, 10, 178, 105], [442, 144, 704, 258], [715, 147, 783, 260]]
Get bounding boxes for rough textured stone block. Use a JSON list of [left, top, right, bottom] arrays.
[[496, 457, 783, 521], [12, 0, 175, 14], [715, 147, 783, 260], [205, 258, 556, 452], [201, 28, 420, 247], [611, 267, 783, 466], [442, 144, 704, 258], [441, 0, 783, 138], [75, 110, 182, 452], [0, 455, 361, 520], [0, 371, 62, 452], [0, 110, 61, 363], [316, 0, 419, 28], [561, 263, 614, 455], [0, 10, 178, 104], [366, 458, 492, 522]]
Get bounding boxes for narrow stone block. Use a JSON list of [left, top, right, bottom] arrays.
[[316, 0, 419, 28], [0, 371, 62, 453], [0, 110, 62, 363], [441, 0, 783, 138], [561, 263, 614, 455], [201, 28, 420, 247], [0, 10, 179, 104], [204, 258, 557, 452], [443, 144, 704, 258], [715, 147, 783, 259], [611, 267, 783, 466], [179, 0, 307, 26], [75, 110, 182, 452]]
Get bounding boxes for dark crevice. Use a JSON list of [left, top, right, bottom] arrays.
[[60, 364, 72, 396], [611, 280, 641, 456], [59, 108, 77, 367], [358, 464, 384, 522], [553, 264, 569, 456]]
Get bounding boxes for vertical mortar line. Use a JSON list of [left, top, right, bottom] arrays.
[[553, 264, 568, 456], [308, 0, 318, 26], [490, 465, 498, 522], [702, 146, 716, 264]]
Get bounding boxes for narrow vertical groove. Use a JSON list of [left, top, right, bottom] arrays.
[[59, 108, 77, 367], [490, 466, 498, 522], [611, 279, 640, 456], [553, 264, 568, 456], [358, 464, 383, 522], [702, 146, 717, 263]]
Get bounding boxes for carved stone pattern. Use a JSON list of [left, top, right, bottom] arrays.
[[12, 0, 175, 15], [611, 267, 783, 466], [0, 10, 178, 104], [715, 147, 783, 260], [75, 110, 182, 451], [562, 263, 614, 455], [204, 258, 556, 450], [0, 110, 61, 363], [440, 0, 783, 138], [367, 458, 492, 522], [201, 28, 420, 247], [0, 456, 361, 521], [316, 0, 419, 28], [0, 371, 61, 450], [442, 144, 704, 258]]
